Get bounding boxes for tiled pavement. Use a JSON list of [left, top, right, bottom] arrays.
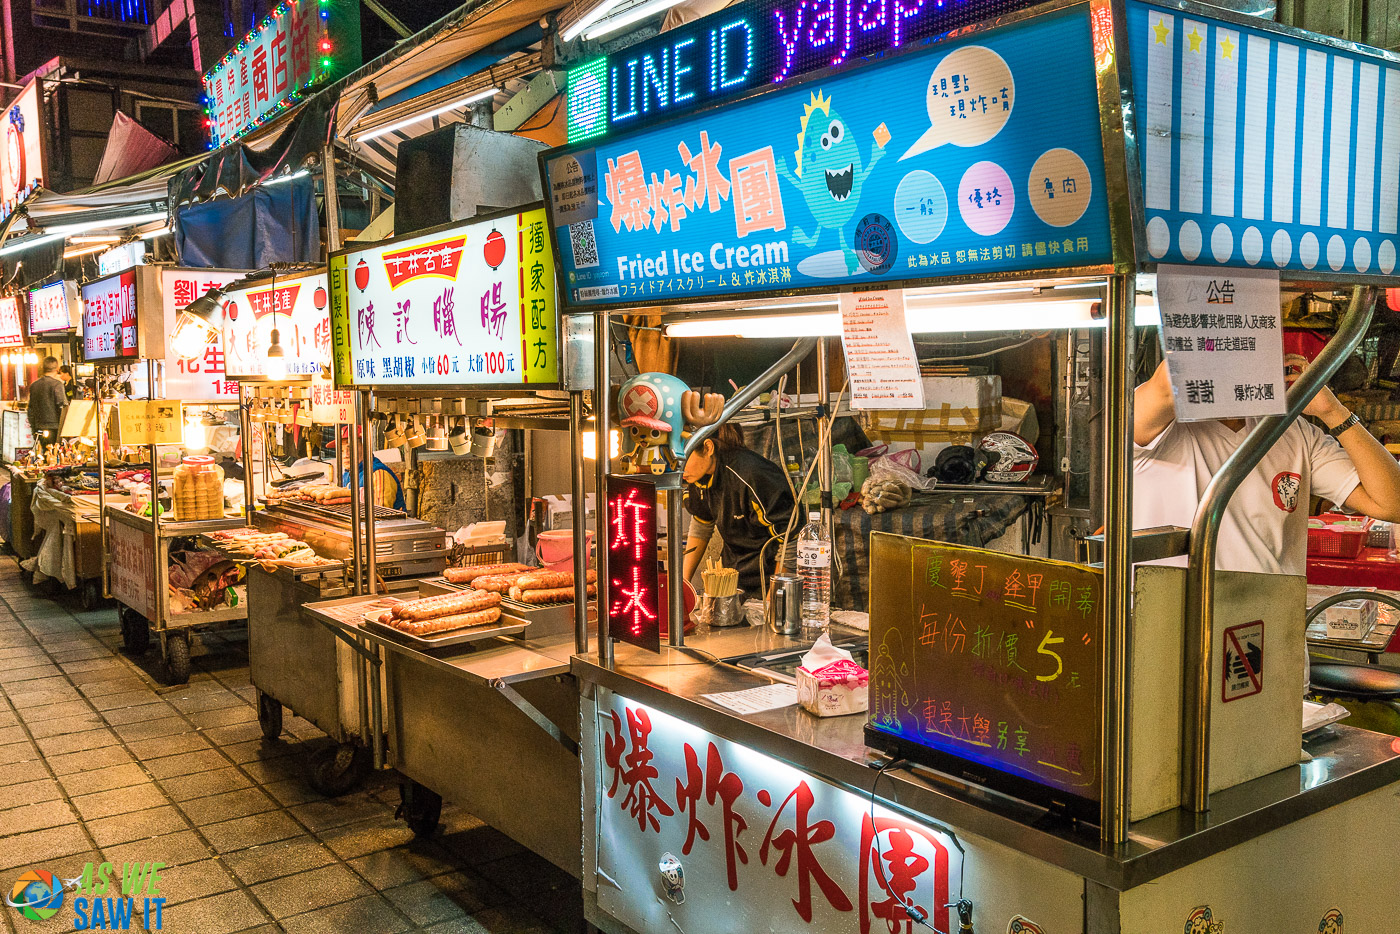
[[0, 563, 585, 934]]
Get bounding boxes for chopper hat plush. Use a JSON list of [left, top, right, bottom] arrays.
[[618, 373, 689, 458]]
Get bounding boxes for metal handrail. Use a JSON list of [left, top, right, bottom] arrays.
[[1304, 589, 1400, 624], [1181, 285, 1377, 812], [682, 338, 819, 459]]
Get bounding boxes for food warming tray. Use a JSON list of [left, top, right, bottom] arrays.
[[362, 614, 528, 650]]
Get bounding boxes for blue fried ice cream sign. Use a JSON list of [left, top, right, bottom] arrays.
[[542, 7, 1112, 308]]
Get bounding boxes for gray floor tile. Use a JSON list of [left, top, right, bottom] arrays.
[[79, 678, 152, 698], [0, 739, 39, 765], [142, 748, 228, 779], [59, 762, 153, 798], [113, 716, 193, 743], [0, 797, 78, 835], [101, 829, 215, 868], [279, 895, 411, 934], [17, 700, 95, 722], [26, 712, 108, 738], [0, 777, 63, 811], [316, 817, 418, 861], [252, 862, 372, 918], [222, 835, 337, 885], [160, 766, 253, 802], [187, 704, 258, 729], [127, 732, 214, 761], [161, 889, 268, 934], [202, 810, 303, 853], [350, 845, 459, 890], [0, 824, 93, 871], [101, 702, 176, 726], [46, 745, 134, 775], [89, 690, 159, 711], [86, 804, 189, 846], [382, 873, 507, 928], [0, 758, 50, 785], [179, 786, 278, 825], [71, 782, 170, 821], [35, 727, 118, 757], [161, 857, 239, 905], [289, 795, 392, 833]]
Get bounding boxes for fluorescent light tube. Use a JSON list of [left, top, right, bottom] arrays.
[[355, 88, 498, 143], [562, 0, 625, 41], [582, 0, 686, 40]]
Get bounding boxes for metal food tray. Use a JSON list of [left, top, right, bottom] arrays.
[[362, 614, 528, 650]]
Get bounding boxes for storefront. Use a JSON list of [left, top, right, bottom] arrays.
[[536, 0, 1400, 928]]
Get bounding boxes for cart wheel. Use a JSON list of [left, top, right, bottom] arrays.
[[257, 692, 284, 740], [79, 580, 101, 611], [308, 743, 368, 797], [396, 780, 442, 839], [162, 633, 191, 685], [119, 609, 150, 655]]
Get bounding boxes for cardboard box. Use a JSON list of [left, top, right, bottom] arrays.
[[864, 396, 1036, 467], [1319, 591, 1379, 640], [867, 375, 1002, 434], [796, 659, 869, 717]]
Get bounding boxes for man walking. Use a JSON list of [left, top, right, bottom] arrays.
[[27, 357, 68, 456]]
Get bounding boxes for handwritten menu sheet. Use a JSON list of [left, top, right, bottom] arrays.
[[867, 534, 1103, 806], [839, 290, 926, 410]]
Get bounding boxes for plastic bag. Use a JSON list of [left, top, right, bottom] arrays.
[[831, 444, 853, 503], [867, 448, 937, 492]]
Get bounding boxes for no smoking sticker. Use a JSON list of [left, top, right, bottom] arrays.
[[1222, 620, 1264, 702]]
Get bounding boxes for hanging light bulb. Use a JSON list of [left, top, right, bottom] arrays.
[[183, 412, 208, 452], [266, 327, 287, 381]]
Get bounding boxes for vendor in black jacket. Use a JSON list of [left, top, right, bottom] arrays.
[[681, 423, 795, 595]]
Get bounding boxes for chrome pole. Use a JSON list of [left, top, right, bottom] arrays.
[[238, 384, 254, 524], [347, 398, 363, 595], [1181, 285, 1375, 812], [95, 375, 108, 598], [816, 336, 832, 535], [1099, 273, 1135, 846], [361, 389, 378, 593], [593, 310, 612, 667], [570, 391, 589, 654]]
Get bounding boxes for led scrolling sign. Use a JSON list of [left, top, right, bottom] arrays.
[[607, 475, 661, 653], [566, 0, 1042, 142]]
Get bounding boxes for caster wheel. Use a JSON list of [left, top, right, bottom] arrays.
[[162, 633, 191, 685], [120, 608, 150, 655], [308, 743, 369, 797], [257, 692, 284, 740], [396, 781, 442, 839], [79, 580, 101, 611]]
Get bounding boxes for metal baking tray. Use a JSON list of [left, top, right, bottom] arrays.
[[363, 614, 527, 650]]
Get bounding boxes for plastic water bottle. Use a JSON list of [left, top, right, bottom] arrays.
[[796, 511, 831, 631]]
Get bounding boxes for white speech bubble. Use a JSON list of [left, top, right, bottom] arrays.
[[899, 46, 1016, 162]]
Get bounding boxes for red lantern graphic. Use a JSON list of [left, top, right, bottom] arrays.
[[354, 259, 370, 291], [314, 285, 327, 309], [225, 299, 239, 322], [483, 228, 506, 270]]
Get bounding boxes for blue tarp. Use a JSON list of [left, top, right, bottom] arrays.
[[174, 175, 320, 269]]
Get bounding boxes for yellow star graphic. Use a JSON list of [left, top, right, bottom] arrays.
[[1187, 27, 1203, 52], [1153, 17, 1171, 44], [1220, 34, 1235, 59]]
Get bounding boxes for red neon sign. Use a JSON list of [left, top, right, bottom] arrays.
[[607, 474, 661, 653]]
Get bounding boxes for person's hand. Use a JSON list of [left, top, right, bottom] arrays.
[[1301, 384, 1350, 428]]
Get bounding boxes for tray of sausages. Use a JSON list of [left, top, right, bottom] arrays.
[[361, 589, 526, 649], [502, 569, 599, 607]]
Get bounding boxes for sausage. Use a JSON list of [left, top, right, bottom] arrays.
[[395, 606, 501, 636], [471, 572, 531, 593], [512, 569, 598, 592], [395, 590, 500, 621], [509, 584, 597, 604], [388, 592, 461, 619], [444, 563, 532, 584]]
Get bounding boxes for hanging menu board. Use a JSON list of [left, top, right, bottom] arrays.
[[329, 207, 559, 388], [0, 296, 23, 348], [27, 281, 78, 334], [221, 270, 330, 380], [81, 270, 140, 361], [866, 533, 1103, 818]]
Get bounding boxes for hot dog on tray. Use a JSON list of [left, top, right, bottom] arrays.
[[393, 606, 502, 636], [509, 584, 597, 604], [511, 569, 598, 592], [391, 590, 500, 621], [471, 571, 532, 593], [444, 563, 532, 584]]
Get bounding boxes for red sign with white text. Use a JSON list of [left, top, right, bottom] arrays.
[[221, 273, 330, 379], [0, 296, 23, 348], [162, 268, 245, 400], [381, 237, 467, 289], [607, 474, 660, 653]]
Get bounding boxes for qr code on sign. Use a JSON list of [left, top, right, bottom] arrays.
[[569, 220, 600, 269]]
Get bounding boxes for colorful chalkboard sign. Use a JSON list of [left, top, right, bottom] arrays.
[[865, 532, 1103, 819]]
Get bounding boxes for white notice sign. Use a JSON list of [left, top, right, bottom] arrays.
[[1155, 265, 1284, 422], [838, 290, 925, 410]]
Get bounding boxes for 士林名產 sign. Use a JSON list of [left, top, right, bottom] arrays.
[[1131, 1, 1400, 276], [329, 207, 558, 388], [544, 7, 1111, 309], [564, 0, 1046, 144]]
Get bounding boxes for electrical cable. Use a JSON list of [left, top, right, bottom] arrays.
[[867, 757, 972, 934]]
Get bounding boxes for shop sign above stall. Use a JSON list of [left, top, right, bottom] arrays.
[[162, 268, 246, 402], [606, 474, 661, 653], [595, 694, 985, 934], [221, 271, 330, 380], [81, 271, 140, 361], [0, 80, 45, 224], [0, 296, 23, 348], [330, 207, 559, 388], [1131, 1, 1400, 276], [27, 281, 78, 334], [866, 534, 1103, 819], [97, 242, 146, 276], [544, 8, 1111, 309], [117, 400, 183, 446], [565, 0, 1044, 143], [1155, 264, 1284, 421], [200, 0, 361, 147]]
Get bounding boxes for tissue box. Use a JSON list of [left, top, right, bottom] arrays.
[[1322, 593, 1379, 639], [797, 659, 870, 717]]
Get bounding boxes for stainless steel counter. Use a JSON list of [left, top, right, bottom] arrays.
[[573, 625, 1400, 891]]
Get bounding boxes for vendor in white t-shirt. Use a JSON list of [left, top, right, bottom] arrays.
[[1133, 360, 1400, 575]]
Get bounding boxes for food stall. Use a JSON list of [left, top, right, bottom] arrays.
[[300, 203, 595, 868], [536, 0, 1400, 928], [85, 265, 253, 682], [206, 266, 393, 793]]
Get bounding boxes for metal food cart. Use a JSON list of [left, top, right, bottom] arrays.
[[533, 0, 1400, 927], [307, 202, 595, 868]]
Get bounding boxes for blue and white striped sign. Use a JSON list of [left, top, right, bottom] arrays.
[[1129, 2, 1400, 276]]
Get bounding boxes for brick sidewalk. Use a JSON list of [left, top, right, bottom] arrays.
[[0, 563, 584, 934]]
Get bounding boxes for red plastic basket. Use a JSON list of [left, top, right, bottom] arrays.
[[1307, 514, 1372, 559]]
